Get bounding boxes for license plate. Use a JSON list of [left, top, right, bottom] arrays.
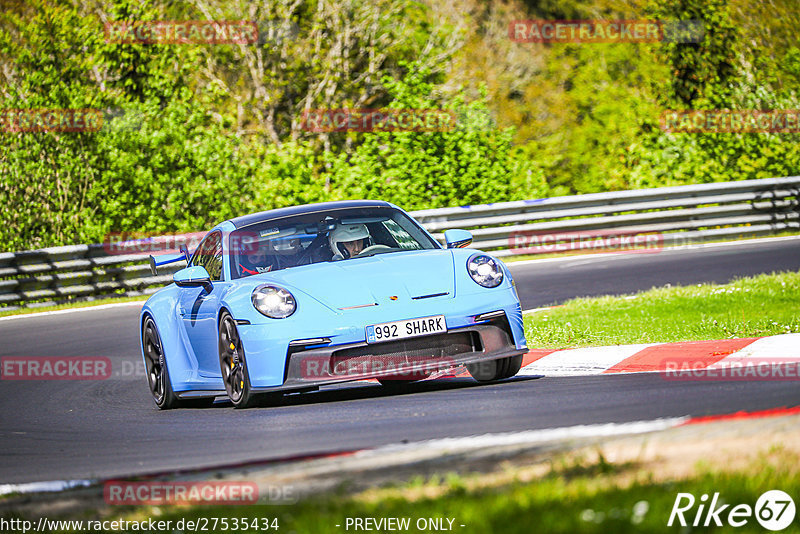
[[366, 315, 446, 344]]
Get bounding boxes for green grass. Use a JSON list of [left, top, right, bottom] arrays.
[[0, 295, 146, 318], [524, 270, 800, 348], [36, 448, 800, 534]]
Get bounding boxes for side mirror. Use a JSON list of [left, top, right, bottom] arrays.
[[444, 229, 473, 249], [173, 266, 212, 291]]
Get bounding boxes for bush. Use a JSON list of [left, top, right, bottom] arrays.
[[327, 66, 548, 209]]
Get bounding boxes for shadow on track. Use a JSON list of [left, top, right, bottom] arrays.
[[208, 375, 543, 409]]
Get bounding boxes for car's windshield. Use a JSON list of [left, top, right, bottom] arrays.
[[229, 206, 439, 279]]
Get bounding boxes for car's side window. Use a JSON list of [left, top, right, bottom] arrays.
[[206, 237, 223, 281], [190, 235, 211, 269], [191, 231, 224, 281], [381, 219, 420, 250]]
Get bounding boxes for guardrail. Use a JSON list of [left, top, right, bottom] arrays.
[[2, 177, 798, 309]]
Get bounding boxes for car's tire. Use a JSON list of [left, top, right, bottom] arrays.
[[466, 354, 523, 382], [218, 311, 262, 409], [142, 316, 182, 410], [500, 354, 523, 379]]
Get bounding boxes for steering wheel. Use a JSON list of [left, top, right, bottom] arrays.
[[356, 244, 392, 257]]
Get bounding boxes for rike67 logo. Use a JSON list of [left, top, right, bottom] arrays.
[[669, 490, 796, 531]]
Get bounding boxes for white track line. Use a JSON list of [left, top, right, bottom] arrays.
[[364, 417, 689, 454], [522, 306, 556, 315], [0, 479, 93, 497], [0, 301, 145, 322]]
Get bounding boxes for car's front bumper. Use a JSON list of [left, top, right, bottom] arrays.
[[238, 285, 527, 389], [248, 314, 525, 392]]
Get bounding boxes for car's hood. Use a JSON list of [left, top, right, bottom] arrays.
[[259, 249, 455, 310]]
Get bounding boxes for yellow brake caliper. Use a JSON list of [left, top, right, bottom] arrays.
[[230, 342, 243, 388]]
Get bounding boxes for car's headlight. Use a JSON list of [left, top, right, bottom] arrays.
[[251, 285, 296, 318], [467, 254, 504, 288]]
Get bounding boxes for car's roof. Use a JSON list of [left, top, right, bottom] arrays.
[[228, 200, 394, 229]]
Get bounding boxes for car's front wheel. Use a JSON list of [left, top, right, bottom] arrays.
[[218, 312, 262, 409], [466, 354, 523, 382]]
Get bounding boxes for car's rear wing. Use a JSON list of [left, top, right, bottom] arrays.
[[149, 245, 191, 275]]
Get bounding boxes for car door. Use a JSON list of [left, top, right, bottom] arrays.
[[179, 230, 225, 376]]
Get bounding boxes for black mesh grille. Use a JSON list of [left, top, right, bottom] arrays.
[[329, 331, 481, 375]]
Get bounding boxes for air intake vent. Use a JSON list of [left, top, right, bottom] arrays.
[[412, 292, 449, 300]]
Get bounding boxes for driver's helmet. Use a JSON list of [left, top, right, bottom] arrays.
[[238, 242, 272, 276], [329, 223, 370, 260]]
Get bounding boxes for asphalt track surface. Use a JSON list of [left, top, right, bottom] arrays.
[[1, 238, 799, 484]]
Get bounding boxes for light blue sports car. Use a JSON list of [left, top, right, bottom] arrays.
[[141, 200, 527, 409]]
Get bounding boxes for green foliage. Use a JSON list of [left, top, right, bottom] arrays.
[[648, 0, 741, 107], [250, 141, 326, 210], [2, 0, 800, 251], [0, 0, 111, 249], [468, 0, 800, 194], [621, 0, 800, 188], [327, 66, 547, 209], [89, 97, 255, 236], [519, 41, 668, 193], [624, 0, 800, 189], [0, 0, 255, 249]]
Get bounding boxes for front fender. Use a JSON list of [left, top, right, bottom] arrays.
[[140, 285, 221, 392]]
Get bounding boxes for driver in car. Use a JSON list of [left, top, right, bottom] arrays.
[[238, 242, 274, 276], [329, 223, 371, 260]]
